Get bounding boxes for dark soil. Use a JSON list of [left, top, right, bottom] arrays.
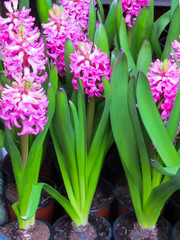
[[114, 212, 172, 240], [54, 214, 111, 240], [0, 219, 51, 240], [114, 176, 133, 210]]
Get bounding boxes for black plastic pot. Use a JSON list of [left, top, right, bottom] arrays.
[[113, 212, 172, 240], [53, 213, 112, 240], [0, 218, 54, 240], [172, 220, 180, 240]]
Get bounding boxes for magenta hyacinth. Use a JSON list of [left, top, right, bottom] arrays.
[[147, 59, 180, 122], [59, 0, 95, 31], [69, 41, 111, 98], [170, 36, 180, 66], [0, 71, 49, 136], [121, 0, 149, 28], [42, 4, 86, 77], [0, 0, 47, 84]]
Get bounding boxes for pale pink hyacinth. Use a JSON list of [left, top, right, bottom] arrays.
[[169, 36, 180, 66], [59, 0, 96, 31], [0, 72, 49, 136], [69, 41, 111, 98], [0, 0, 47, 84], [147, 59, 180, 122], [42, 4, 86, 77], [122, 0, 149, 28]]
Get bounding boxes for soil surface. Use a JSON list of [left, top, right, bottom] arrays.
[[0, 219, 51, 240], [114, 212, 172, 240], [54, 214, 111, 240]]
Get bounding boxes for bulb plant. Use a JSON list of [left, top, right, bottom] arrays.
[[22, 0, 115, 238], [0, 0, 56, 230], [109, 0, 180, 237]]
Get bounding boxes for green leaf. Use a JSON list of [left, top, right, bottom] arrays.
[[18, 0, 29, 10], [110, 51, 141, 188], [23, 183, 82, 226], [49, 65, 58, 94], [130, 6, 152, 63], [150, 26, 162, 59], [115, 0, 122, 47], [104, 0, 117, 47], [151, 159, 180, 176], [154, 10, 171, 39], [119, 18, 136, 75], [94, 23, 110, 58], [136, 72, 180, 167], [0, 129, 4, 148], [137, 40, 152, 74], [36, 0, 52, 24], [143, 168, 180, 228], [88, 0, 96, 42], [161, 5, 180, 60], [64, 39, 76, 98], [96, 0, 105, 23]]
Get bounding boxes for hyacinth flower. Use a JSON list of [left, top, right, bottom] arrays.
[[170, 36, 180, 66], [0, 0, 56, 230], [25, 36, 112, 237], [42, 4, 86, 77], [59, 0, 96, 31]]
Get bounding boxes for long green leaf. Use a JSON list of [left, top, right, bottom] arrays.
[[110, 51, 141, 188], [88, 0, 96, 42], [136, 72, 180, 166], [18, 0, 29, 10], [23, 183, 82, 226], [96, 0, 105, 23], [36, 0, 52, 24], [104, 0, 117, 47], [151, 159, 180, 176], [137, 40, 152, 74], [154, 10, 171, 39]]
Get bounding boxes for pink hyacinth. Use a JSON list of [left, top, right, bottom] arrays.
[[0, 71, 49, 136], [69, 41, 111, 98], [121, 0, 149, 28], [0, 0, 47, 84], [170, 36, 180, 66], [59, 0, 96, 31], [147, 59, 180, 121], [42, 4, 86, 77]]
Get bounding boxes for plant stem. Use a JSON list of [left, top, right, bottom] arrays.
[[20, 134, 29, 169], [18, 214, 35, 230], [86, 97, 95, 150]]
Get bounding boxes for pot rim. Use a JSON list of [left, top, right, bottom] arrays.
[[172, 220, 180, 240]]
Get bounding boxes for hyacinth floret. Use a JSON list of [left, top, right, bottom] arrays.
[[121, 0, 149, 28], [59, 0, 96, 31], [42, 4, 86, 77], [0, 71, 49, 136], [0, 0, 47, 84], [69, 41, 111, 98], [147, 59, 180, 122], [169, 36, 180, 66]]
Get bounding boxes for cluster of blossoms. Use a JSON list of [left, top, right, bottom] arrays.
[[69, 41, 112, 98], [59, 0, 95, 31], [121, 0, 149, 28], [169, 35, 180, 66], [42, 4, 86, 77], [0, 0, 48, 136]]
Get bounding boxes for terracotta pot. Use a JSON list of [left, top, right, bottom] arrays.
[[172, 220, 180, 240], [0, 218, 54, 240], [4, 178, 56, 224], [113, 212, 172, 240], [53, 213, 112, 240]]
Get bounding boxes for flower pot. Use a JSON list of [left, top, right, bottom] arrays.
[[171, 220, 180, 240], [2, 149, 54, 184], [90, 178, 114, 220], [53, 213, 112, 240], [170, 190, 180, 224], [4, 178, 56, 224], [113, 212, 172, 240], [0, 218, 54, 240]]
